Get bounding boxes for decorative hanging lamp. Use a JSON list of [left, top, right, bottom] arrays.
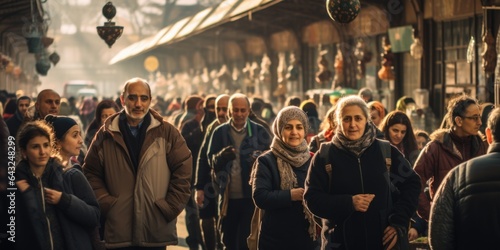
[[96, 2, 123, 48], [326, 0, 361, 24], [25, 0, 41, 53]]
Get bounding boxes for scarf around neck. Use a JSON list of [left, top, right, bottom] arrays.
[[332, 121, 377, 156]]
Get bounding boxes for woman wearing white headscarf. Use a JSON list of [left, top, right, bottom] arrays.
[[251, 106, 316, 250]]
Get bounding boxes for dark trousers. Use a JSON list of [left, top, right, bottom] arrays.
[[185, 194, 206, 250], [199, 184, 222, 250], [221, 198, 254, 250]]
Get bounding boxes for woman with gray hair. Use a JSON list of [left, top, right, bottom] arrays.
[[251, 106, 316, 250], [304, 95, 421, 250]]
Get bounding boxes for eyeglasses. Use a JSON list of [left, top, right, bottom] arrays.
[[462, 115, 481, 122]]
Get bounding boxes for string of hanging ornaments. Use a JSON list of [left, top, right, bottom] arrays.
[[96, 2, 123, 48]]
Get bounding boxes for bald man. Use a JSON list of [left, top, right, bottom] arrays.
[[34, 89, 61, 119], [84, 77, 192, 249]]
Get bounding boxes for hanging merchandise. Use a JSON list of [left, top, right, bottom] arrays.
[[5, 62, 14, 74], [326, 0, 361, 24], [13, 66, 22, 78], [354, 39, 372, 79], [378, 36, 395, 81], [315, 49, 332, 86], [25, 0, 41, 53], [467, 36, 476, 63], [49, 52, 60, 66], [482, 30, 497, 76], [332, 44, 344, 88], [410, 26, 423, 60], [481, 9, 497, 77], [36, 51, 51, 76]]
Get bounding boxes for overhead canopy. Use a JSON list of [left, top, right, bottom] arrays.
[[110, 0, 283, 65]]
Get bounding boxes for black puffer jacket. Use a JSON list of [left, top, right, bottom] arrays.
[[429, 142, 500, 250]]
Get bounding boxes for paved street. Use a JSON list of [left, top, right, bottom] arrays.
[[168, 209, 190, 250]]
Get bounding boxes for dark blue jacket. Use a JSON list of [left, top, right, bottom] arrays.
[[207, 119, 271, 199]]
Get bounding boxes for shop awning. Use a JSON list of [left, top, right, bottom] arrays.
[[109, 0, 282, 65]]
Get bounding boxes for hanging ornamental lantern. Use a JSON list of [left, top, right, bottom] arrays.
[[49, 52, 60, 66], [326, 0, 361, 24], [96, 2, 123, 48]]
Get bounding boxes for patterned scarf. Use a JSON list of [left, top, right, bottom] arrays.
[[270, 106, 316, 239], [332, 121, 377, 156]]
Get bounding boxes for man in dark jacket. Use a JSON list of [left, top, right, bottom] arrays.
[[6, 95, 31, 137], [195, 94, 229, 250], [207, 93, 271, 250], [429, 107, 500, 249]]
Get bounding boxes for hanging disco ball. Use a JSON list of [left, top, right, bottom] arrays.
[[326, 0, 361, 24]]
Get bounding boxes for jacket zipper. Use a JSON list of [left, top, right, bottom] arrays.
[[357, 158, 364, 193], [357, 157, 369, 250], [38, 177, 54, 250]]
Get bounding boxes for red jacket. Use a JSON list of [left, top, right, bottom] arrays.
[[413, 129, 488, 220]]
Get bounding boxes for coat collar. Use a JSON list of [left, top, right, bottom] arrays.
[[487, 142, 500, 154], [105, 108, 163, 134]]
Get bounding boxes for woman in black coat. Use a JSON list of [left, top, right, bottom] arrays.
[[304, 96, 421, 250], [252, 106, 316, 250], [15, 120, 100, 250]]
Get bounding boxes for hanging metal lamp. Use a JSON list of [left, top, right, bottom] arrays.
[[96, 2, 123, 48]]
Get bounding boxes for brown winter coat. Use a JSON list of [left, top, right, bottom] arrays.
[[413, 129, 488, 221], [83, 109, 192, 248]]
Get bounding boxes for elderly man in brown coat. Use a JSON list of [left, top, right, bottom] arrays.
[[84, 77, 192, 250]]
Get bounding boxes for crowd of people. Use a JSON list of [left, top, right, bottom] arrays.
[[1, 78, 500, 250]]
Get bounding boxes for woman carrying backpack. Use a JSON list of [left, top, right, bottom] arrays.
[[304, 96, 421, 250]]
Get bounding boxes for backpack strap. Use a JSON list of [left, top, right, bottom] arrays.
[[377, 139, 392, 172], [318, 143, 333, 193]]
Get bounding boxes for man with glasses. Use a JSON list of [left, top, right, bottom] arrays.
[[84, 77, 192, 250], [413, 95, 488, 221]]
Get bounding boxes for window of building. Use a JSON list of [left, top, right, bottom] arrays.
[[432, 16, 483, 119]]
